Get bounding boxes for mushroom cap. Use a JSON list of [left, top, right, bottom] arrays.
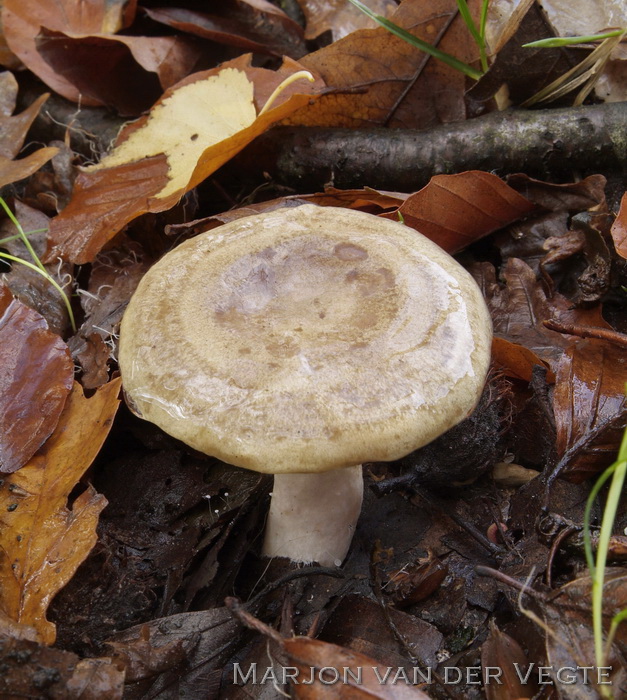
[[119, 204, 492, 474]]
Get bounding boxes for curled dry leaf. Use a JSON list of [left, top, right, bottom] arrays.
[[481, 623, 535, 699], [553, 339, 627, 482], [0, 284, 73, 473], [46, 54, 322, 264], [289, 0, 480, 129], [299, 0, 397, 40], [2, 0, 200, 113], [491, 337, 554, 383], [0, 636, 124, 698], [0, 379, 121, 644], [610, 192, 627, 259], [480, 258, 613, 370], [382, 171, 536, 254], [0, 86, 59, 188], [284, 636, 431, 699]]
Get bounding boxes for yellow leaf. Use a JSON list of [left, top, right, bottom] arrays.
[[90, 67, 257, 199], [0, 379, 121, 644]]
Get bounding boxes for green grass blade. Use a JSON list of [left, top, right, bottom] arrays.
[[524, 29, 625, 48]]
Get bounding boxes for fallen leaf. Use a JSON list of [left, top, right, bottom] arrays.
[[610, 192, 627, 259], [2, 0, 200, 113], [481, 623, 535, 699], [105, 608, 241, 696], [284, 636, 431, 698], [382, 171, 536, 253], [35, 30, 202, 115], [46, 54, 322, 263], [0, 635, 124, 698], [479, 258, 613, 370], [144, 0, 306, 59], [0, 89, 58, 187], [0, 378, 121, 643], [289, 0, 481, 129], [299, 0, 397, 40], [491, 337, 554, 383], [0, 284, 73, 473], [553, 339, 627, 482]]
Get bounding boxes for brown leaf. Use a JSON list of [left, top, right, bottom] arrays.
[[553, 339, 627, 482], [0, 90, 58, 186], [36, 30, 202, 116], [481, 623, 535, 699], [507, 173, 607, 213], [2, 0, 200, 113], [289, 0, 480, 130], [0, 379, 121, 643], [491, 337, 554, 383], [2, 0, 132, 105], [144, 2, 305, 59], [610, 192, 627, 259], [0, 147, 59, 188], [0, 284, 73, 473], [382, 171, 536, 254], [0, 635, 124, 698], [284, 636, 431, 698], [46, 55, 322, 263], [300, 0, 397, 40], [480, 258, 613, 370]]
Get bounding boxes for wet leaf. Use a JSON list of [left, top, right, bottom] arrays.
[[481, 623, 535, 699], [0, 284, 73, 473], [0, 379, 121, 643], [0, 89, 58, 187], [479, 258, 613, 370], [0, 636, 125, 698], [553, 339, 627, 482], [300, 0, 397, 40], [382, 171, 536, 253], [35, 30, 202, 115], [144, 1, 305, 59], [610, 192, 627, 259], [284, 636, 431, 698], [491, 337, 554, 383], [289, 0, 480, 129], [106, 608, 241, 698], [2, 0, 200, 114], [46, 54, 322, 263]]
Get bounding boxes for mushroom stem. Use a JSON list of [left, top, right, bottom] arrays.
[[261, 465, 364, 567]]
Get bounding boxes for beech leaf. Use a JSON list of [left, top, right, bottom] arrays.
[[46, 54, 322, 264], [0, 285, 73, 474], [0, 379, 121, 644]]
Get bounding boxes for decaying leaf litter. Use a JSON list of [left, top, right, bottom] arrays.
[[0, 0, 626, 697]]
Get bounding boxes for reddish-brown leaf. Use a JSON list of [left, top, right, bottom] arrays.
[[553, 339, 627, 482], [35, 30, 201, 115], [491, 337, 554, 383], [0, 285, 73, 473], [0, 635, 124, 697], [0, 379, 121, 644], [284, 636, 431, 699], [481, 623, 535, 700], [382, 171, 536, 253], [480, 258, 613, 370], [46, 55, 322, 263], [289, 0, 480, 129], [611, 192, 627, 259], [0, 89, 58, 186], [144, 2, 305, 58], [2, 0, 200, 113]]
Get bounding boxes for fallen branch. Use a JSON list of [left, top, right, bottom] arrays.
[[225, 102, 627, 191]]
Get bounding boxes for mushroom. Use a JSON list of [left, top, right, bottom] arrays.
[[118, 204, 492, 567]]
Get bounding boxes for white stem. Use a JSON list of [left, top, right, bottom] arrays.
[[261, 466, 364, 567]]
